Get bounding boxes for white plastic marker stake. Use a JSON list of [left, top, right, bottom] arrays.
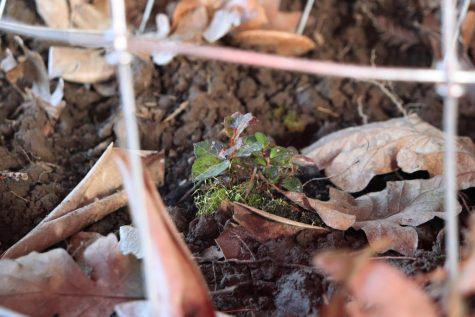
[[108, 0, 166, 316], [440, 0, 463, 289], [0, 0, 7, 20]]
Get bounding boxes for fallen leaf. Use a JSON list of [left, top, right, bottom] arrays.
[[2, 144, 165, 259], [215, 222, 256, 259], [35, 0, 70, 28], [0, 234, 143, 317], [279, 189, 356, 230], [48, 46, 115, 84], [70, 0, 110, 30], [235, 201, 328, 233], [283, 177, 457, 255], [233, 30, 316, 55], [233, 201, 327, 241], [314, 248, 439, 317], [118, 162, 216, 316], [259, 0, 301, 32], [303, 114, 475, 192]]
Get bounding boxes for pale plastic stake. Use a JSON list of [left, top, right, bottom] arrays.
[[440, 0, 462, 286], [109, 0, 165, 316], [0, 0, 6, 20]]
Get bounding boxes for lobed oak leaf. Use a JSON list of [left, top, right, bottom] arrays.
[[303, 114, 475, 192], [282, 177, 458, 255], [0, 234, 143, 317]]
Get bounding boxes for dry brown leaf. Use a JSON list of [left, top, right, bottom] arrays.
[[172, 6, 209, 42], [172, 0, 221, 29], [215, 202, 327, 260], [233, 30, 316, 55], [234, 201, 328, 233], [233, 201, 327, 240], [35, 0, 70, 28], [0, 234, 143, 317], [303, 114, 475, 192], [2, 144, 165, 259], [259, 0, 301, 32], [282, 177, 458, 255], [314, 249, 439, 317], [70, 0, 111, 30], [48, 47, 115, 84], [118, 164, 216, 316], [215, 223, 256, 259]]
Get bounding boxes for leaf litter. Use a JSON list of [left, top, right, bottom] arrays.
[[303, 114, 475, 192], [2, 143, 165, 259]]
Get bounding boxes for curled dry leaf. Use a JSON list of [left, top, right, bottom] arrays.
[[303, 114, 475, 192], [233, 201, 327, 239], [283, 177, 457, 256], [233, 30, 316, 55], [0, 234, 143, 317], [314, 249, 438, 317], [48, 47, 115, 84], [2, 143, 165, 259], [118, 163, 216, 316], [215, 202, 327, 259]]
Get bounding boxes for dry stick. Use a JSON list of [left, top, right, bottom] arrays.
[[2, 191, 128, 259], [367, 80, 408, 117]]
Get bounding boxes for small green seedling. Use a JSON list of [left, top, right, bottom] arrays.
[[192, 112, 303, 215]]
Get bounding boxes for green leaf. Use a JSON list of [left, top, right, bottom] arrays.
[[192, 155, 231, 181], [264, 166, 279, 182], [193, 140, 225, 158], [224, 112, 256, 140], [269, 146, 294, 166], [281, 176, 303, 192], [236, 137, 263, 157], [255, 132, 269, 147], [253, 154, 267, 166]]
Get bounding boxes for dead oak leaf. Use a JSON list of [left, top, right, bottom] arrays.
[[259, 0, 301, 32], [303, 114, 475, 192], [283, 177, 458, 255], [0, 234, 143, 317]]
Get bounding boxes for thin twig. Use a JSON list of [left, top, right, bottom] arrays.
[[367, 79, 408, 117], [356, 96, 369, 124]]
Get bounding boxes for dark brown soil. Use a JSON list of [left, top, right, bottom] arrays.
[[1, 0, 475, 316]]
